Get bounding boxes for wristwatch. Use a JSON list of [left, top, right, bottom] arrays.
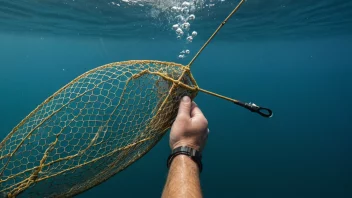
[[167, 146, 203, 173]]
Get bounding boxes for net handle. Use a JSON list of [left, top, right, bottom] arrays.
[[187, 0, 246, 68], [198, 88, 273, 118]]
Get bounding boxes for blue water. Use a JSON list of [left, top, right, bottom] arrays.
[[1, 0, 352, 197]]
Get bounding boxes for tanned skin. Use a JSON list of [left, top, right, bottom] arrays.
[[162, 96, 209, 198]]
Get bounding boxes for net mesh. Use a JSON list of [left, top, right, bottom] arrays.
[[0, 60, 198, 197]]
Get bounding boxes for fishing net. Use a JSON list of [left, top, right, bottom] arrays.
[[0, 0, 271, 197], [0, 61, 197, 197]]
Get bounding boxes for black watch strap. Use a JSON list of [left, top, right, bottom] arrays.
[[167, 146, 203, 173]]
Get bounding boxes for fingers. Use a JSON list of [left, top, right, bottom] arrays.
[[190, 101, 204, 118], [177, 96, 192, 119]]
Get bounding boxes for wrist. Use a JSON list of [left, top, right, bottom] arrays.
[[171, 141, 201, 151], [167, 146, 203, 173]]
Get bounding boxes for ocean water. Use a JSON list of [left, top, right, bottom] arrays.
[[0, 0, 352, 197]]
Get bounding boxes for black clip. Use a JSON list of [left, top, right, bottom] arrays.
[[243, 102, 273, 118]]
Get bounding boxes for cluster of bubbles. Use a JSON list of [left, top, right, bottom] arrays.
[[111, 0, 146, 7], [110, 0, 227, 59], [170, 1, 199, 59], [178, 49, 191, 59]]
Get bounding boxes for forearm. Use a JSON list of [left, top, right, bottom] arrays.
[[162, 155, 202, 198]]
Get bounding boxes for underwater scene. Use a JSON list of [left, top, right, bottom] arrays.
[[0, 0, 351, 197]]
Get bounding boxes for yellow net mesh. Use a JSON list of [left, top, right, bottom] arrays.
[[0, 61, 198, 197]]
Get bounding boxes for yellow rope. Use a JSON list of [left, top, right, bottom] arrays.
[[198, 88, 240, 103], [187, 0, 245, 68], [187, 0, 247, 104]]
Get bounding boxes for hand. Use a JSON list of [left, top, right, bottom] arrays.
[[169, 96, 209, 152]]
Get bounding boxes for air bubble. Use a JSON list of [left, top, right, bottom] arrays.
[[192, 31, 197, 37], [187, 36, 193, 42], [176, 28, 184, 36], [172, 24, 179, 30], [185, 50, 190, 54], [182, 2, 191, 7], [181, 22, 190, 30], [172, 6, 181, 12], [188, 14, 195, 21]]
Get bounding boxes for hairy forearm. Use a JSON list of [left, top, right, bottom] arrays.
[[162, 155, 202, 198]]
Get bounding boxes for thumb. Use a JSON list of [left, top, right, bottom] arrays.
[[177, 96, 192, 119]]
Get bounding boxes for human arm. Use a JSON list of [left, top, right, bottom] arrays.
[[162, 96, 209, 198]]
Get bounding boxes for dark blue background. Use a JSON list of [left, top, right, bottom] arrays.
[[0, 34, 351, 197]]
